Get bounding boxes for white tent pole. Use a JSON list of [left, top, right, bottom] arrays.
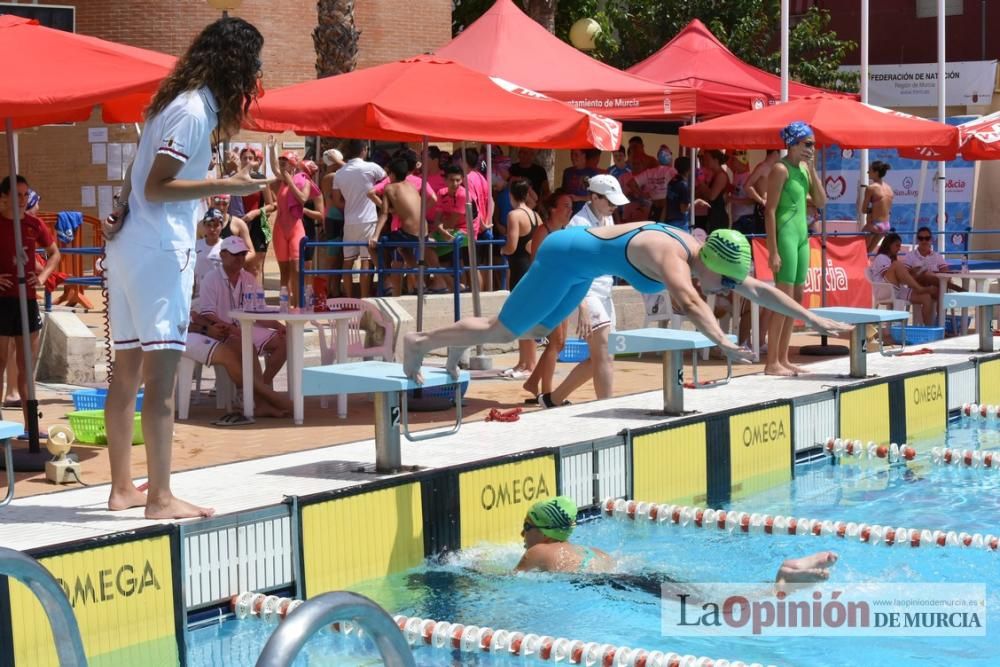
[[936, 0, 947, 254], [780, 0, 789, 103], [858, 0, 870, 228]]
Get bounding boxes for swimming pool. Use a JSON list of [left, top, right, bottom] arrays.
[[185, 418, 998, 666]]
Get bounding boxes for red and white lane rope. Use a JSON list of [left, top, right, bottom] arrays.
[[394, 614, 772, 667], [230, 593, 772, 666], [961, 403, 1000, 420], [821, 437, 1000, 472], [602, 499, 1000, 552]]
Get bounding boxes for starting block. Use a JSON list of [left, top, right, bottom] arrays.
[[0, 420, 27, 508], [811, 307, 909, 378], [943, 292, 1000, 352], [609, 328, 735, 415], [302, 362, 469, 473]]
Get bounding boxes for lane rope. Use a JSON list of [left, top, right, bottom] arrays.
[[821, 436, 1000, 472], [230, 592, 774, 666], [602, 499, 999, 552]]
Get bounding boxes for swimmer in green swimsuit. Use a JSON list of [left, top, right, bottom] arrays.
[[764, 121, 827, 377], [515, 497, 840, 588]]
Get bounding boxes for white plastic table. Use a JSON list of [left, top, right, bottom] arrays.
[[230, 309, 357, 425], [934, 271, 1000, 332]]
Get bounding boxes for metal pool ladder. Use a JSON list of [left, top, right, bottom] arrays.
[[255, 591, 415, 667], [0, 546, 87, 666]]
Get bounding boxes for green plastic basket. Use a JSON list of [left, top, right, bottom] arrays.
[[67, 410, 143, 446]]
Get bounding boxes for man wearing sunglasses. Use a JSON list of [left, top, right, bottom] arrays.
[[902, 226, 956, 296]]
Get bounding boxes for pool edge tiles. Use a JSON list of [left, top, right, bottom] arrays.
[[3, 526, 183, 667]]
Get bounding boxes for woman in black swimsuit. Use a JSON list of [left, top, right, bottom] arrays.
[[501, 178, 541, 377]]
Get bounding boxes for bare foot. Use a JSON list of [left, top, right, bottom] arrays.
[[145, 494, 215, 520], [522, 380, 539, 396], [402, 331, 426, 384], [785, 363, 809, 375], [776, 551, 838, 587], [764, 363, 796, 377], [445, 346, 467, 381], [108, 486, 147, 511]]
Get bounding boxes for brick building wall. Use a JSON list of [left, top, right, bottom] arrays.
[[1, 0, 452, 217]]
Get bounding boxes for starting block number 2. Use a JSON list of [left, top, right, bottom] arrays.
[[390, 406, 401, 427]]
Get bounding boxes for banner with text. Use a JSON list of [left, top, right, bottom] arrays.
[[752, 236, 872, 309], [840, 61, 996, 107], [818, 125, 975, 254]]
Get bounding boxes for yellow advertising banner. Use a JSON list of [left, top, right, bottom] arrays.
[[459, 455, 556, 549], [8, 534, 177, 667], [632, 423, 707, 505], [729, 405, 792, 500]]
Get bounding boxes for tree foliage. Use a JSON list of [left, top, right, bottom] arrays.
[[452, 0, 858, 92]]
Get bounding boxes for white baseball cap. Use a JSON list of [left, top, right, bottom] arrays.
[[220, 236, 249, 255], [587, 174, 629, 206], [322, 148, 344, 167]]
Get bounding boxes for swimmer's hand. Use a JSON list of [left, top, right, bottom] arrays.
[[767, 249, 781, 276], [809, 316, 853, 337], [721, 342, 755, 364]]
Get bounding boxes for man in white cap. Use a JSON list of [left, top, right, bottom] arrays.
[[535, 174, 628, 408], [189, 236, 289, 422]]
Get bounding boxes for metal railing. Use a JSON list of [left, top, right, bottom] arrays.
[[0, 546, 87, 666], [298, 236, 509, 320], [255, 591, 414, 667]]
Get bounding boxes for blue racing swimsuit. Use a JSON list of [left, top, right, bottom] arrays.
[[497, 223, 692, 336]]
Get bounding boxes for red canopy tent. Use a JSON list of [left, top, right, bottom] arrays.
[[679, 96, 958, 151], [899, 110, 1000, 161], [628, 19, 856, 117], [434, 0, 695, 121], [0, 16, 173, 466], [248, 55, 621, 149], [0, 16, 174, 128]]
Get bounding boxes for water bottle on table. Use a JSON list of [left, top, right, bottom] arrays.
[[304, 285, 315, 313], [257, 289, 266, 312], [279, 286, 289, 313]]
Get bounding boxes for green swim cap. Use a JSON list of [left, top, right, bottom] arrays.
[[526, 496, 577, 542], [700, 229, 752, 283]]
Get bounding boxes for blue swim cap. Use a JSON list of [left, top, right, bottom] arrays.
[[780, 121, 813, 147]]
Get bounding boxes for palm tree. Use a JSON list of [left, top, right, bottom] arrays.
[[313, 0, 360, 154]]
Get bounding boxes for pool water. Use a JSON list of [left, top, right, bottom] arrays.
[[187, 420, 1000, 666]]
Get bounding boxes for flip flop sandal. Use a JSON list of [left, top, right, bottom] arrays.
[[213, 412, 255, 427], [523, 397, 539, 405], [537, 393, 572, 409]]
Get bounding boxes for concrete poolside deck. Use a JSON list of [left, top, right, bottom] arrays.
[[0, 331, 989, 552]]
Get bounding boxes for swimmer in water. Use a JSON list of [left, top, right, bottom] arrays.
[[516, 497, 839, 589]]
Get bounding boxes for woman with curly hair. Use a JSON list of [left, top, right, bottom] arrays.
[[102, 17, 270, 520]]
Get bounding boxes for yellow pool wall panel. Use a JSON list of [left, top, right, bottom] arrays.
[[632, 422, 707, 505], [904, 371, 947, 439], [729, 404, 793, 500], [839, 383, 890, 444], [459, 455, 557, 548], [302, 482, 424, 595], [8, 534, 177, 667]]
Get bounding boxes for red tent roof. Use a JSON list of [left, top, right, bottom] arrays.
[[248, 55, 622, 150], [435, 0, 695, 121], [0, 16, 174, 128], [628, 19, 856, 117], [679, 96, 958, 152]]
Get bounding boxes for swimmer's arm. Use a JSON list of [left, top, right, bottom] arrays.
[[805, 160, 826, 209], [661, 263, 741, 353], [514, 547, 547, 573], [857, 184, 875, 220], [736, 277, 850, 335], [501, 211, 519, 255], [746, 167, 768, 205], [370, 197, 390, 248]]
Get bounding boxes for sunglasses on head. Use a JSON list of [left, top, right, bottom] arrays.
[[917, 235, 932, 241]]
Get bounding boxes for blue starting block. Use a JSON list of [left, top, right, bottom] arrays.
[[811, 307, 909, 378], [0, 420, 28, 508], [609, 328, 735, 415], [302, 362, 470, 472], [943, 292, 1000, 352]]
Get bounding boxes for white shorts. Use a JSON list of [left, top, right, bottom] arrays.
[[582, 293, 615, 335], [342, 221, 377, 260], [106, 245, 194, 351], [182, 326, 279, 365]]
